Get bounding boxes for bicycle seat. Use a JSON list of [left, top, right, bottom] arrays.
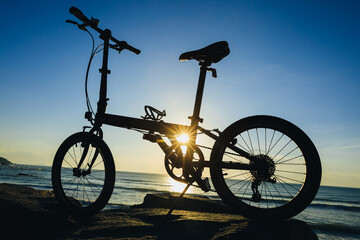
[[179, 41, 230, 64]]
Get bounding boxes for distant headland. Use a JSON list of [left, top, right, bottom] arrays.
[[0, 157, 12, 165]]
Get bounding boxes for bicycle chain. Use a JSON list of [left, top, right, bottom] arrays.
[[196, 144, 243, 157], [185, 144, 243, 193]]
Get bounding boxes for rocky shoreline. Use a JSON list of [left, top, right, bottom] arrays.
[[0, 183, 317, 239]]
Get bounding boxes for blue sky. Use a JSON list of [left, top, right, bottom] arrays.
[[0, 0, 359, 188]]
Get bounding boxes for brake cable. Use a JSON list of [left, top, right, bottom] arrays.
[[84, 29, 104, 124]]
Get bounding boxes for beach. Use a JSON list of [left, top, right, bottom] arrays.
[[0, 164, 360, 239]]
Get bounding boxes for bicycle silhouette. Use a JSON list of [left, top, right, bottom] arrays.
[[52, 7, 322, 220]]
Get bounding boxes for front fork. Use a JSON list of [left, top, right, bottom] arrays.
[[74, 126, 103, 176]]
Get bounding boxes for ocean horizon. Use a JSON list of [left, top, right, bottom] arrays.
[[0, 163, 359, 240]]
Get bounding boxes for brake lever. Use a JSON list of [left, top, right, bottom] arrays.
[[66, 20, 78, 25], [111, 42, 126, 54], [90, 17, 100, 27], [65, 19, 87, 31]]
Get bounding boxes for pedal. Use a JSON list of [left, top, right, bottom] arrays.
[[197, 177, 211, 192]]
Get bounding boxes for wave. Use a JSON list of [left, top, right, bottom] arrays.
[[104, 202, 131, 210], [114, 185, 171, 194], [117, 178, 169, 187], [309, 203, 360, 212], [0, 164, 51, 172], [310, 223, 360, 235], [315, 197, 360, 206]]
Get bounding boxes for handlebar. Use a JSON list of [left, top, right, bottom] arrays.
[[69, 7, 141, 55]]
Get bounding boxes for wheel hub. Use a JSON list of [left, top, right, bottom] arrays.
[[250, 154, 275, 182], [73, 168, 90, 177]]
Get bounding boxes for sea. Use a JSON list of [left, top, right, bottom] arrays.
[[0, 164, 359, 240]]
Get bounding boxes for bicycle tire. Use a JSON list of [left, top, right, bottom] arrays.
[[210, 115, 321, 220], [52, 132, 115, 216]]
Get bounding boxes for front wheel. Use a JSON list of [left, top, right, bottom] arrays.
[[52, 132, 115, 216], [210, 116, 321, 220]]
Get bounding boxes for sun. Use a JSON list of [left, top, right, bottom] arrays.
[[176, 133, 189, 143]]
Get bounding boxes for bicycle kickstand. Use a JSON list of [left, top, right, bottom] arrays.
[[167, 180, 194, 216]]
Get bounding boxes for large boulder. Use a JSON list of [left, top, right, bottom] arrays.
[[0, 184, 318, 239], [133, 192, 232, 213], [0, 183, 74, 239]]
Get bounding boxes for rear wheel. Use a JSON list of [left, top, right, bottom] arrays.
[[210, 116, 321, 220], [52, 132, 115, 216]]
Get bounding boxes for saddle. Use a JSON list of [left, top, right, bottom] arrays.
[[179, 41, 230, 64]]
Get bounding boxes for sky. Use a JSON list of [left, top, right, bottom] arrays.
[[0, 0, 359, 188]]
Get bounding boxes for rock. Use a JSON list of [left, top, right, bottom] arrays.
[[0, 183, 75, 239], [133, 192, 232, 213], [0, 157, 12, 165], [0, 184, 318, 239]]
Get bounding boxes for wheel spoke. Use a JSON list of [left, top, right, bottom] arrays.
[[256, 128, 261, 155], [85, 176, 100, 198], [92, 157, 103, 169], [63, 158, 74, 169], [64, 176, 77, 194], [272, 139, 292, 160], [266, 130, 276, 155], [82, 178, 91, 202], [234, 177, 252, 195], [87, 173, 105, 182], [241, 180, 252, 198], [276, 169, 305, 175], [275, 177, 297, 198], [263, 183, 269, 208], [240, 134, 253, 154], [275, 174, 304, 184], [273, 182, 284, 201], [224, 171, 250, 180], [227, 175, 252, 188], [67, 150, 78, 166], [264, 182, 277, 207], [72, 145, 78, 165], [267, 133, 284, 156], [265, 128, 267, 154], [246, 131, 254, 154], [275, 146, 299, 163], [276, 155, 303, 165]]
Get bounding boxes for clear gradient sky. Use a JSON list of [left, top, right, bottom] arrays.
[[0, 0, 359, 188]]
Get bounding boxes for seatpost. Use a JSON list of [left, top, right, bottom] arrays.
[[183, 61, 209, 180], [190, 62, 208, 128], [95, 29, 111, 126]]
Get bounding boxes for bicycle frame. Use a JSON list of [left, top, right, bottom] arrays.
[[79, 29, 253, 181]]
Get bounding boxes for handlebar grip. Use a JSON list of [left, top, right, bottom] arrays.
[[126, 45, 141, 55], [69, 7, 90, 24]]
